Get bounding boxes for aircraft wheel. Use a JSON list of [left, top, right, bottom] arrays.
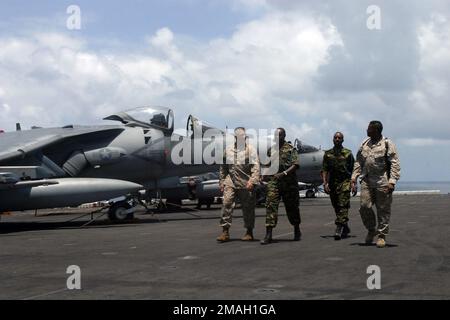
[[108, 201, 134, 221], [305, 190, 316, 198], [202, 197, 214, 209]]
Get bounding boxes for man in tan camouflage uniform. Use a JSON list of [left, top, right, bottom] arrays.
[[322, 132, 355, 240], [216, 127, 260, 242], [351, 121, 401, 248]]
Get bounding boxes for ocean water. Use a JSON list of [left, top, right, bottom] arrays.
[[396, 181, 450, 194]]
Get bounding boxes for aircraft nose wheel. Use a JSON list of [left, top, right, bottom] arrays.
[[305, 189, 316, 198], [108, 201, 134, 221]]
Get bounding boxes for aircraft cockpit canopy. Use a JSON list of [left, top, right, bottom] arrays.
[[186, 115, 224, 138], [104, 106, 174, 134], [294, 138, 319, 153]]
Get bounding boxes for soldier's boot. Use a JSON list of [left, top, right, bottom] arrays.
[[365, 230, 377, 245], [216, 227, 230, 242], [334, 225, 343, 240], [376, 235, 386, 248], [260, 227, 273, 245], [342, 223, 351, 238], [241, 228, 254, 241], [293, 224, 301, 241]]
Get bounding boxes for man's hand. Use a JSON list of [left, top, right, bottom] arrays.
[[274, 173, 284, 180], [246, 181, 254, 191], [385, 183, 395, 194], [351, 180, 358, 197], [324, 183, 330, 194]]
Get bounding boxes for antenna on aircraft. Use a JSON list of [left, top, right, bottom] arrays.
[[16, 123, 21, 131]]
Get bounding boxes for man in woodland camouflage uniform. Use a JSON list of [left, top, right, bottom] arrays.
[[322, 132, 355, 240], [261, 128, 301, 245]]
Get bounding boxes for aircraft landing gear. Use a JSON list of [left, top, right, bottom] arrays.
[[166, 198, 182, 210], [196, 197, 214, 209], [108, 200, 135, 221], [305, 189, 316, 198]]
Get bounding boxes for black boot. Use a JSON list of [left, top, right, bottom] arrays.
[[342, 223, 351, 238], [261, 227, 273, 245], [293, 224, 301, 241], [334, 225, 343, 240]]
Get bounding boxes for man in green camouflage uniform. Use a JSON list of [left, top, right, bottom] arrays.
[[216, 127, 260, 242], [322, 132, 355, 240], [261, 128, 301, 245]]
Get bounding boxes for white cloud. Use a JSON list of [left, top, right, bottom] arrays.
[[403, 13, 450, 139], [230, 0, 269, 12], [1, 4, 450, 181], [400, 138, 450, 147], [0, 11, 342, 141]]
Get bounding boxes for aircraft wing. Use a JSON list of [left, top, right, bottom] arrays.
[[0, 127, 124, 163]]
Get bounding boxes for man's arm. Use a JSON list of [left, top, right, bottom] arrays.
[[384, 140, 400, 193], [351, 151, 361, 196], [347, 152, 355, 177], [322, 170, 330, 194], [322, 153, 330, 193], [274, 147, 299, 179], [247, 146, 260, 190], [387, 140, 401, 185]]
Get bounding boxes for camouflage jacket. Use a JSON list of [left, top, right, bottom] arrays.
[[351, 137, 401, 186], [263, 142, 299, 180], [322, 147, 355, 183], [219, 144, 260, 189]]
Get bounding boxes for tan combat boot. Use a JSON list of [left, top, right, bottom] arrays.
[[216, 227, 230, 242], [241, 228, 254, 241]]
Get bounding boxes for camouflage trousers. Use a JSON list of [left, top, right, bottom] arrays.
[[329, 180, 351, 226], [220, 185, 256, 229], [265, 178, 301, 228], [359, 180, 393, 237]]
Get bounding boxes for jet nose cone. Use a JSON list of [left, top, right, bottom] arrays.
[[108, 180, 143, 193]]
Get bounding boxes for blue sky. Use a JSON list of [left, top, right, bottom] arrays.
[[0, 0, 449, 181], [0, 0, 259, 40]]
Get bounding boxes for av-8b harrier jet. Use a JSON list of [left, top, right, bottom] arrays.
[[0, 106, 324, 220], [0, 107, 224, 220]]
